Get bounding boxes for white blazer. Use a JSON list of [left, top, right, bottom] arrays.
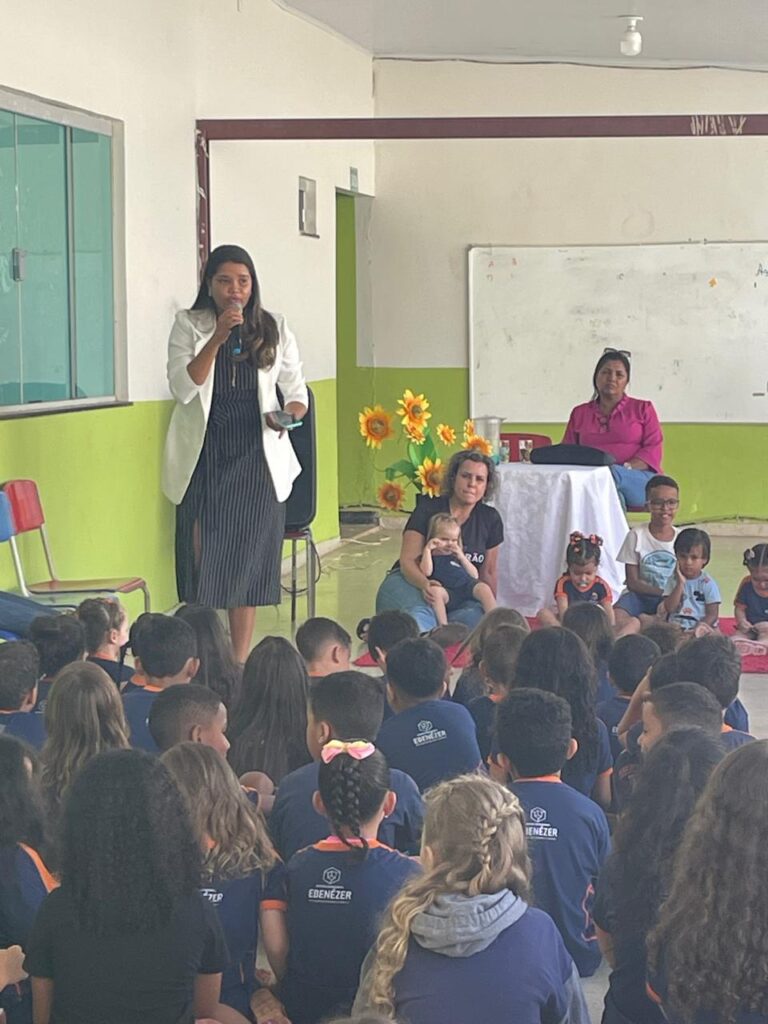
[[161, 309, 309, 505]]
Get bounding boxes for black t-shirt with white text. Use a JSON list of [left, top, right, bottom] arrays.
[[396, 496, 504, 571]]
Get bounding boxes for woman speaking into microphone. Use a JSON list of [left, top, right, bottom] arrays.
[[162, 245, 308, 663]]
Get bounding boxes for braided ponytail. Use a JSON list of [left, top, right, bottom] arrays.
[[318, 746, 389, 862], [366, 774, 531, 1015]]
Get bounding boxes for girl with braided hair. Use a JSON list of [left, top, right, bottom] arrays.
[[354, 773, 588, 1024], [538, 531, 615, 628], [273, 741, 419, 1024]]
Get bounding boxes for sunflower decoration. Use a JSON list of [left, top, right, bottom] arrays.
[[398, 389, 431, 434], [463, 418, 476, 442], [417, 458, 443, 498], [404, 422, 426, 445], [462, 433, 493, 457], [436, 423, 456, 446], [378, 480, 406, 511], [358, 405, 395, 449]]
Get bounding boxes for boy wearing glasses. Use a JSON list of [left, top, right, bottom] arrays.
[[613, 475, 680, 636]]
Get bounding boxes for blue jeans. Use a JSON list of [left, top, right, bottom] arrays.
[[0, 591, 56, 638], [610, 466, 655, 510], [375, 569, 485, 633]]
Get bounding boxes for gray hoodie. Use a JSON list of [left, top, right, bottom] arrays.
[[353, 891, 592, 1023]]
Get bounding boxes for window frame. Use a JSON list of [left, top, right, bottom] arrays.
[[0, 86, 127, 418]]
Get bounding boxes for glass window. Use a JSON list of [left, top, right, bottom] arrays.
[[0, 102, 118, 412]]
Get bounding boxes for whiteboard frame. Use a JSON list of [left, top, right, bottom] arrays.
[[468, 240, 768, 422]]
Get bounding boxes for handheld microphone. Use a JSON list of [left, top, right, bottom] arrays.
[[228, 299, 243, 355]]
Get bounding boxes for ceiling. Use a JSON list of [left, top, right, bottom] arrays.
[[275, 0, 768, 69]]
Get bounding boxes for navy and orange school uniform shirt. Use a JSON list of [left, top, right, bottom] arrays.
[[87, 655, 136, 689], [122, 685, 163, 751], [560, 718, 613, 798], [376, 698, 482, 793], [735, 575, 768, 625], [597, 693, 632, 762], [720, 723, 755, 751], [270, 761, 424, 862], [554, 574, 613, 608], [273, 836, 419, 1024], [1, 709, 46, 750], [511, 775, 611, 977], [0, 843, 57, 1024], [199, 865, 283, 1019], [724, 697, 749, 733]]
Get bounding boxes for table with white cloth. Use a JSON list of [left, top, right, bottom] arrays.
[[491, 463, 629, 616]]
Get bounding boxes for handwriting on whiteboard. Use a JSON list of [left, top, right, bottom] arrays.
[[689, 114, 747, 136]]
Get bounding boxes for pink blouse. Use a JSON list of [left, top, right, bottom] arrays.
[[562, 395, 663, 472]]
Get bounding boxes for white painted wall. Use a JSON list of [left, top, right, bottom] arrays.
[[0, 0, 373, 400], [369, 62, 768, 369], [209, 140, 374, 381]]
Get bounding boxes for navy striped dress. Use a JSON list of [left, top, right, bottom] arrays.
[[175, 342, 284, 608]]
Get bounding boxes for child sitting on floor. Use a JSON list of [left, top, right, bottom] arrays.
[[496, 689, 611, 978], [613, 475, 680, 637], [539, 533, 614, 628], [174, 604, 242, 711], [660, 528, 720, 634], [354, 774, 589, 1024], [467, 624, 527, 762], [77, 598, 134, 689], [420, 514, 496, 627], [732, 543, 768, 653], [562, 601, 616, 704], [148, 683, 230, 756], [273, 742, 419, 1024], [598, 634, 660, 760], [270, 671, 423, 861], [0, 641, 41, 746], [296, 618, 352, 678], [452, 607, 529, 707], [637, 683, 723, 754]]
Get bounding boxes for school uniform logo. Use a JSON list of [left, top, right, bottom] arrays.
[[413, 719, 448, 747], [308, 866, 353, 904], [525, 807, 559, 841], [200, 887, 224, 904]]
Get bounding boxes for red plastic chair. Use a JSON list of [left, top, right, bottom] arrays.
[[2, 479, 150, 611], [499, 433, 552, 462]]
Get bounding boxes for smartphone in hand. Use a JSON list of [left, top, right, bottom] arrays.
[[266, 410, 303, 431]]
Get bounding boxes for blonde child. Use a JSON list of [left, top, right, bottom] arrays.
[[420, 514, 496, 627], [354, 774, 588, 1024], [732, 543, 768, 653], [538, 532, 615, 628]]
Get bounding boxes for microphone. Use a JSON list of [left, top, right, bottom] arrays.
[[228, 299, 243, 355]]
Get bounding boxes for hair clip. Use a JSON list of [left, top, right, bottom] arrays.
[[321, 740, 376, 765], [744, 548, 756, 566], [588, 534, 603, 548], [569, 531, 585, 546]]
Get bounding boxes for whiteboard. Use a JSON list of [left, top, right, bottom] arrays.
[[468, 243, 768, 423]]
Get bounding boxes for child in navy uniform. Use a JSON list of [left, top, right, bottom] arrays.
[[637, 683, 723, 754], [420, 514, 496, 626], [0, 736, 56, 1024], [660, 528, 720, 633], [675, 634, 753, 749], [77, 598, 134, 689], [0, 643, 41, 748], [295, 617, 351, 678], [163, 743, 286, 1022], [562, 602, 616, 704], [354, 774, 589, 1024], [174, 604, 242, 711], [24, 615, 86, 749], [733, 543, 768, 651], [451, 607, 529, 707], [272, 742, 419, 1024], [122, 615, 199, 752], [514, 628, 613, 808], [496, 689, 611, 977], [148, 683, 230, 757], [270, 671, 423, 861], [376, 638, 481, 792], [598, 634, 660, 760], [539, 532, 614, 627], [467, 624, 527, 762]]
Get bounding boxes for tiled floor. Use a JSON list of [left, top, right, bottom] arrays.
[[266, 518, 767, 1021]]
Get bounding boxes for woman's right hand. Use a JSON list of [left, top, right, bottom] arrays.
[[211, 305, 244, 345]]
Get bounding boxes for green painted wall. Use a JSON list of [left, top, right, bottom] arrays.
[[0, 376, 339, 615]]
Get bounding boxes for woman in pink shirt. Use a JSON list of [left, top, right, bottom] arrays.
[[563, 350, 663, 509]]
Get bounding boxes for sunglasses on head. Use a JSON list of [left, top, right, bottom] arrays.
[[602, 347, 631, 358]]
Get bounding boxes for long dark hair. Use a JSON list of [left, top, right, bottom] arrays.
[[174, 604, 241, 710], [649, 740, 768, 1024], [318, 747, 390, 861], [609, 729, 723, 946], [227, 636, 311, 783], [60, 749, 202, 935], [514, 628, 598, 773], [192, 244, 278, 370], [562, 602, 614, 669], [0, 735, 47, 853]]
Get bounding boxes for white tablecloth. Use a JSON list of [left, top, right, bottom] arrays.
[[492, 464, 629, 616]]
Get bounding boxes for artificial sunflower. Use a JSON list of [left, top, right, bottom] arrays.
[[417, 457, 443, 497], [436, 423, 456, 445], [398, 389, 431, 432], [463, 418, 475, 441], [404, 422, 426, 445], [463, 434, 493, 457], [378, 480, 406, 511], [358, 405, 395, 449]]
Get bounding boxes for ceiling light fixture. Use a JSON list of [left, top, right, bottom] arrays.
[[619, 15, 643, 57]]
